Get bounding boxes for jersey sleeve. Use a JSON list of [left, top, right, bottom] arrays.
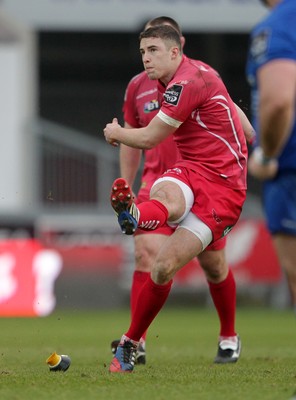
[[250, 24, 296, 71], [268, 29, 296, 61], [122, 76, 141, 128]]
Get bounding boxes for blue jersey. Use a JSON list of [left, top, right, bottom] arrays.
[[246, 0, 296, 173]]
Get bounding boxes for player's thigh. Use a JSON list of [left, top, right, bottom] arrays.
[[150, 179, 188, 222]]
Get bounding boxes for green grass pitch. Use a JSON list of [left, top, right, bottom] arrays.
[[0, 307, 295, 400]]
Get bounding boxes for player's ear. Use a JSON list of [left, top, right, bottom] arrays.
[[180, 36, 186, 49], [171, 46, 180, 59]]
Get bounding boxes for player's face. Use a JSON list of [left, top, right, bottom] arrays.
[[140, 37, 177, 85]]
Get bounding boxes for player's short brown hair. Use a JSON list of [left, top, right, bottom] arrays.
[[145, 16, 182, 36], [139, 25, 182, 52]]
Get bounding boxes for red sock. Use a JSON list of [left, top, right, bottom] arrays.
[[208, 269, 236, 337], [125, 276, 172, 341], [137, 199, 168, 231], [130, 271, 150, 340]]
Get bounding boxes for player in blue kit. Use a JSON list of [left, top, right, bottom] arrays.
[[246, 0, 296, 313]]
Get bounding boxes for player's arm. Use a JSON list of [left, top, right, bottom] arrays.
[[104, 115, 175, 149], [248, 59, 296, 180], [257, 59, 296, 158], [234, 103, 255, 144], [119, 122, 142, 188]]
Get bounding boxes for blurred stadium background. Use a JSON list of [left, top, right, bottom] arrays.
[[0, 0, 291, 317]]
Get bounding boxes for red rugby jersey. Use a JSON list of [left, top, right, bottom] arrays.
[[157, 56, 248, 190]]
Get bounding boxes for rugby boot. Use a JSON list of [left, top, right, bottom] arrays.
[[109, 337, 138, 373], [111, 338, 146, 365], [214, 335, 241, 364], [110, 178, 139, 235]]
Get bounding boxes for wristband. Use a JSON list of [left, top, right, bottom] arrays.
[[252, 147, 273, 165]]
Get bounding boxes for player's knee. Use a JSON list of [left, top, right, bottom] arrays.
[[151, 261, 173, 284], [200, 259, 228, 282]]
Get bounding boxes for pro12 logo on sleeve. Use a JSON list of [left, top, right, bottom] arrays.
[[250, 29, 270, 64], [163, 84, 183, 106]]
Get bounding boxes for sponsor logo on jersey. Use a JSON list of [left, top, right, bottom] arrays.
[[163, 84, 183, 106], [164, 167, 182, 175], [144, 99, 160, 113], [222, 225, 233, 237]]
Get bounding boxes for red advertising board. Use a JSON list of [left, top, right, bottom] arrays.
[[174, 219, 282, 288], [0, 239, 62, 316], [0, 219, 281, 316]]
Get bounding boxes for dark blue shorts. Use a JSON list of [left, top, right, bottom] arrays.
[[263, 171, 296, 235]]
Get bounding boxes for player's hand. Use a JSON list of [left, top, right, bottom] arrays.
[[103, 117, 120, 147], [245, 128, 256, 146], [248, 147, 278, 180]]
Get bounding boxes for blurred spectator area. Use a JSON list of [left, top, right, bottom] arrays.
[[38, 32, 250, 135], [36, 119, 119, 210]]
